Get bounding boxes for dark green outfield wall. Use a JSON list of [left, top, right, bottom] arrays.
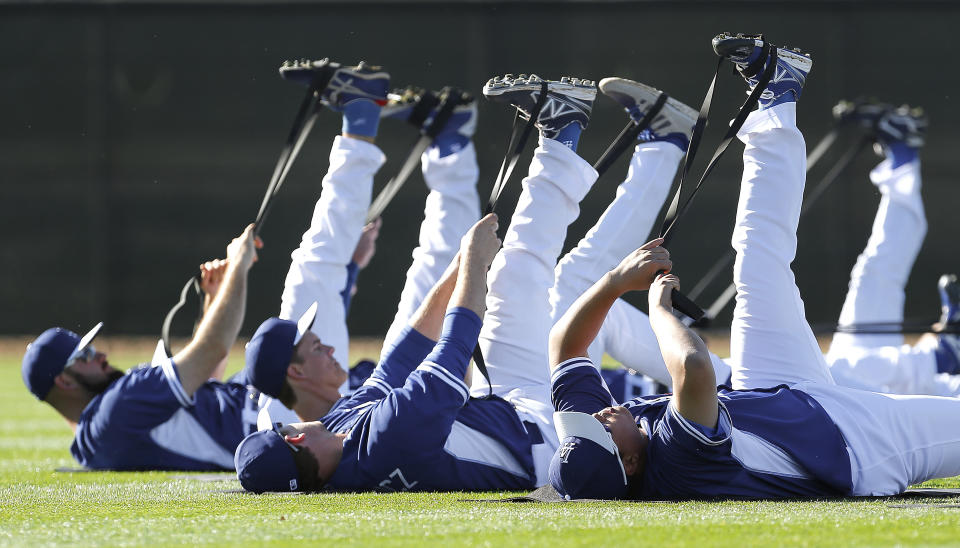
[[2, 1, 958, 337]]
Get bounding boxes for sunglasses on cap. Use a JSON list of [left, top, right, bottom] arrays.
[[66, 345, 97, 367]]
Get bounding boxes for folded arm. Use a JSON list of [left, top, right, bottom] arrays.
[[647, 274, 718, 429]]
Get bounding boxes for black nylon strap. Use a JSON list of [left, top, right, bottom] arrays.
[[160, 275, 202, 358], [688, 134, 871, 326], [407, 91, 440, 129], [254, 63, 336, 235], [485, 81, 550, 215], [686, 125, 861, 304], [366, 88, 469, 223], [821, 321, 960, 336], [162, 63, 336, 357], [653, 46, 780, 322], [659, 48, 778, 242], [592, 92, 669, 176]]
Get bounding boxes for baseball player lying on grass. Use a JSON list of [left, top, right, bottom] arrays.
[[22, 224, 263, 471], [233, 68, 739, 492], [583, 96, 960, 402], [17, 59, 397, 472], [548, 33, 960, 500], [253, 59, 483, 427]]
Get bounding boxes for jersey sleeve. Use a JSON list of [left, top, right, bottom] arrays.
[[649, 399, 731, 456], [350, 325, 437, 402], [358, 307, 479, 453], [551, 357, 618, 414]]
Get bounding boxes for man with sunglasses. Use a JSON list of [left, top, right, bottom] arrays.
[[22, 224, 261, 471]]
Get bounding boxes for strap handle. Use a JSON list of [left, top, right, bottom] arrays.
[[160, 275, 202, 358]]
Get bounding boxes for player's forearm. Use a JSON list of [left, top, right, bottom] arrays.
[[408, 256, 460, 341], [549, 272, 623, 367], [649, 302, 718, 427], [448, 257, 488, 319], [179, 262, 249, 389], [648, 304, 713, 382]]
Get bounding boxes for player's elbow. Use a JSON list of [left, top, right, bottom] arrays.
[[670, 349, 716, 385]]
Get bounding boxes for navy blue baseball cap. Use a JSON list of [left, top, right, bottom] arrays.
[[22, 322, 103, 400], [244, 302, 318, 398], [234, 423, 303, 493], [548, 411, 629, 500]]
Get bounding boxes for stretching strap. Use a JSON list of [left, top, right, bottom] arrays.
[[473, 80, 550, 399], [161, 61, 337, 357], [650, 44, 779, 322], [592, 92, 669, 177], [366, 87, 471, 223]]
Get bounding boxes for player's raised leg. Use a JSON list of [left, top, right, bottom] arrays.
[[550, 79, 732, 389], [828, 105, 928, 354], [712, 33, 831, 389], [477, 74, 597, 395], [380, 91, 481, 352], [550, 78, 691, 339], [276, 61, 389, 379], [478, 74, 598, 483]]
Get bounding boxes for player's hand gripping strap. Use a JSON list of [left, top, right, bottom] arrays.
[[653, 41, 780, 322], [685, 118, 874, 327], [160, 61, 337, 357], [592, 92, 669, 176], [366, 87, 472, 222], [470, 81, 550, 399]]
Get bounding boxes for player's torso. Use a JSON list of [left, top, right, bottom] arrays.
[[72, 367, 258, 470], [624, 388, 852, 499], [327, 397, 537, 492]]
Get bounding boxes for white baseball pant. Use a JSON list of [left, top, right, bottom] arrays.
[[730, 103, 960, 496]]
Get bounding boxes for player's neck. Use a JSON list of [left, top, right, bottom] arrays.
[[48, 390, 92, 427], [291, 389, 338, 422]]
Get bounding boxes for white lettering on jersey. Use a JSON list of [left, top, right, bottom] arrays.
[[378, 468, 419, 492]]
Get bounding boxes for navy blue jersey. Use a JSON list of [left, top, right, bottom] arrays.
[[72, 359, 259, 470], [552, 357, 853, 499], [322, 309, 538, 492]]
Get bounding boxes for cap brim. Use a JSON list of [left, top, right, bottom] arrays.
[[66, 322, 103, 364], [554, 411, 619, 456], [553, 411, 628, 487], [293, 302, 318, 346]]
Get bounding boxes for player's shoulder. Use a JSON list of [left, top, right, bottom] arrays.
[[550, 356, 601, 384], [622, 393, 673, 420]]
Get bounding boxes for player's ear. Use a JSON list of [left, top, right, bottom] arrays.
[[53, 373, 77, 391], [286, 361, 306, 381]]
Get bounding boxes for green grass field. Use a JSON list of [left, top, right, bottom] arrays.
[[1, 336, 958, 547]]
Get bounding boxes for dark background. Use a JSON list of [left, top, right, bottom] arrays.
[[2, 0, 957, 339]]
